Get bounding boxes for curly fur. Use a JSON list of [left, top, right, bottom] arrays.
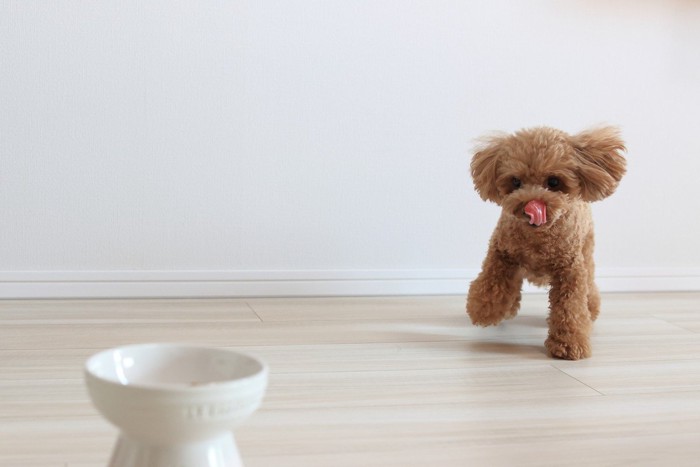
[[466, 126, 626, 360]]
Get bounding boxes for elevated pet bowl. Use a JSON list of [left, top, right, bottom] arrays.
[[85, 344, 268, 467]]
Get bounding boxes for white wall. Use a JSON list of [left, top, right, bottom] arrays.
[[1, 1, 700, 297]]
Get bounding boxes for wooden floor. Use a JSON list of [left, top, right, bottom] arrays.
[[2, 292, 700, 466]]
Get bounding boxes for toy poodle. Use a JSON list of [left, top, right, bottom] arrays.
[[466, 126, 626, 360]]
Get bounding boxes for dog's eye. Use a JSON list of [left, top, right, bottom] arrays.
[[512, 177, 522, 189], [547, 177, 560, 189]]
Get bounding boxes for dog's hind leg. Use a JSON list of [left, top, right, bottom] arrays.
[[587, 282, 601, 322], [504, 276, 523, 320], [467, 247, 523, 327], [583, 231, 601, 321]]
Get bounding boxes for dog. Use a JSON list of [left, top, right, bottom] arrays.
[[466, 126, 626, 360]]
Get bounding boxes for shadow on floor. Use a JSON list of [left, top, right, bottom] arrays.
[[465, 340, 547, 359]]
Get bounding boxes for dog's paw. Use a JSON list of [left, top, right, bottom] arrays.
[[467, 274, 521, 327], [545, 335, 591, 360], [467, 310, 504, 327], [466, 295, 512, 327]]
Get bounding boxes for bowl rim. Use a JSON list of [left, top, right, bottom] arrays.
[[84, 343, 268, 392]]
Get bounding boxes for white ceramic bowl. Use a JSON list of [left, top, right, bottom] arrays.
[[85, 344, 268, 467]]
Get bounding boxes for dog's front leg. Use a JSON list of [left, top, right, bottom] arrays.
[[467, 247, 522, 327], [546, 261, 592, 360]]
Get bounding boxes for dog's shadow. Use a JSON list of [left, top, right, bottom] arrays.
[[464, 314, 549, 358], [390, 313, 550, 359], [465, 340, 547, 359]]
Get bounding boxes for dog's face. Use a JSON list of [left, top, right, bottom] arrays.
[[471, 126, 626, 228]]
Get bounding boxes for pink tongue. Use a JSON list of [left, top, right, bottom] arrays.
[[524, 200, 547, 226]]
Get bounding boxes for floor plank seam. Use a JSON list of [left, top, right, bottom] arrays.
[[656, 322, 699, 334], [245, 302, 264, 322], [550, 365, 606, 396]]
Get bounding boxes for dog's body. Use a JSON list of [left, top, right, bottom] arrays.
[[466, 126, 626, 360]]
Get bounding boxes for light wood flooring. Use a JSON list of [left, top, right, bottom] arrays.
[[2, 292, 700, 466]]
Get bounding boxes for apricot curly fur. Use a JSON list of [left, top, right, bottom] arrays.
[[466, 126, 626, 360]]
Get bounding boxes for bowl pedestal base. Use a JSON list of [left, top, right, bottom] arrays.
[[109, 432, 243, 467]]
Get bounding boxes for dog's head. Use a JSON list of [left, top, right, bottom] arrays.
[[471, 126, 626, 228]]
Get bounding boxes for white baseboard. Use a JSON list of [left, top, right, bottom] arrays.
[[1, 268, 700, 299]]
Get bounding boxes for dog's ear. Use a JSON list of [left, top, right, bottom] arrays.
[[471, 135, 506, 203], [570, 126, 627, 201]]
